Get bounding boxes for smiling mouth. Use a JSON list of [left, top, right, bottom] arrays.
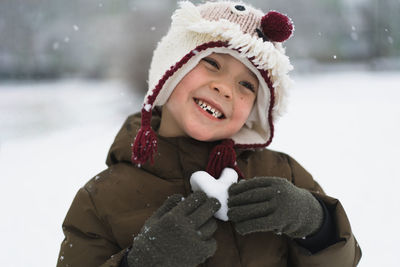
[[194, 98, 225, 119]]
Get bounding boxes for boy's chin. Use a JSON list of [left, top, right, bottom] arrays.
[[182, 122, 240, 142], [184, 129, 227, 142]]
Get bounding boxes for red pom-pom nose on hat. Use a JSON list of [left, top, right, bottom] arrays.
[[261, 11, 294, 42]]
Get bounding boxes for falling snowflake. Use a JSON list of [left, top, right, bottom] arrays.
[[52, 42, 60, 50], [144, 104, 152, 112]]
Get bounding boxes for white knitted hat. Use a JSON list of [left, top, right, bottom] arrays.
[[132, 1, 294, 177]]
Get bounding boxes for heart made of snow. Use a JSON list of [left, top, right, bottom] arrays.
[[190, 168, 238, 221]]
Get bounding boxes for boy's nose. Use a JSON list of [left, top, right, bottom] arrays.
[[211, 82, 232, 100]]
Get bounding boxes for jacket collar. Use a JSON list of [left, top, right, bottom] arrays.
[[106, 112, 220, 180]]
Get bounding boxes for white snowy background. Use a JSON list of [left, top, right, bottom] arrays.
[[1, 71, 399, 266]]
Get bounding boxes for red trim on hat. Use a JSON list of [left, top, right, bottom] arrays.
[[147, 41, 276, 147], [132, 41, 276, 169], [145, 41, 228, 108], [234, 68, 275, 149], [132, 41, 228, 165]]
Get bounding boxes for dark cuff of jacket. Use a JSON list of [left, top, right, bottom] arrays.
[[119, 251, 130, 267], [294, 195, 338, 254]]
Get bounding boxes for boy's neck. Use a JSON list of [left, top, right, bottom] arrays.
[[158, 107, 188, 138]]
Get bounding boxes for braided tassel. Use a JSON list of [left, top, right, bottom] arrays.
[[131, 125, 157, 165], [131, 109, 157, 165], [206, 139, 243, 178]]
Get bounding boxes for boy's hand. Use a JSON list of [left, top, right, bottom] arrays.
[[127, 191, 221, 267], [227, 177, 323, 238]]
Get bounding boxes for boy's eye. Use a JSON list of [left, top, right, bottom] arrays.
[[239, 81, 256, 92], [202, 57, 220, 69]]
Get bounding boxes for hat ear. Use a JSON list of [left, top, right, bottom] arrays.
[[261, 11, 294, 42]]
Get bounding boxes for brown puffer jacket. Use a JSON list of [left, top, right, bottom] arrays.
[[57, 112, 361, 267]]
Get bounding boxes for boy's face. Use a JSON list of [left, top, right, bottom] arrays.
[[159, 53, 258, 141]]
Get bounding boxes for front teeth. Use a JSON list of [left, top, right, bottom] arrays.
[[196, 99, 223, 119]]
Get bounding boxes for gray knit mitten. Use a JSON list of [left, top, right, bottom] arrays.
[[227, 177, 323, 238], [127, 191, 221, 267]]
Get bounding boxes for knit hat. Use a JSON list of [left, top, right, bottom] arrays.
[[132, 1, 294, 178]]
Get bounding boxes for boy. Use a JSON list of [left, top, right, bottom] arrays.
[[57, 1, 361, 266]]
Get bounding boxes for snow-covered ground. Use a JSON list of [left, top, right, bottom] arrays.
[[1, 72, 399, 266]]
